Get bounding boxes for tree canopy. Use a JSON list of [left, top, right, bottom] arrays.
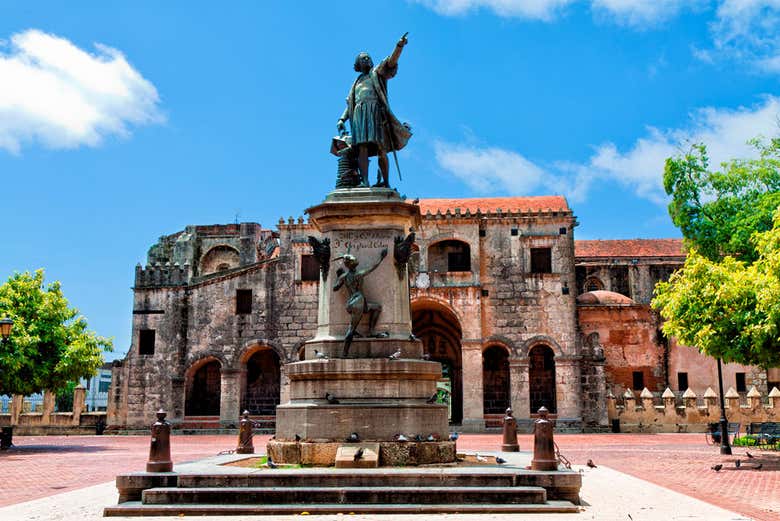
[[0, 270, 112, 396], [655, 137, 780, 367], [663, 138, 780, 263]]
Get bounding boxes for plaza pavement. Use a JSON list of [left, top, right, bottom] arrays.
[[0, 433, 777, 520]]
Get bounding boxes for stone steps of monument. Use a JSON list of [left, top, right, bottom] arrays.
[[141, 485, 548, 505], [176, 470, 556, 489], [104, 500, 581, 516]]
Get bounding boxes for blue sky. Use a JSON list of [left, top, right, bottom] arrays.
[[1, 1, 779, 358]]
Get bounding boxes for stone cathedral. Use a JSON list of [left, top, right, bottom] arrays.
[[107, 195, 774, 433]]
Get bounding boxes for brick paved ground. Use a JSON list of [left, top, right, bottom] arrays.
[[1, 433, 778, 520]]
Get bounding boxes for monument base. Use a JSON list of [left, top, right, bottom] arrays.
[[267, 440, 456, 466]]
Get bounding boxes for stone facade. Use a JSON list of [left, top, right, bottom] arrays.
[[107, 197, 776, 434]]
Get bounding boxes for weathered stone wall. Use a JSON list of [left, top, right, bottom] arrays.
[[0, 387, 106, 435]]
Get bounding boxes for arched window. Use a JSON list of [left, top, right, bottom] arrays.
[[482, 345, 510, 414], [428, 240, 471, 272], [200, 246, 240, 275], [584, 277, 604, 292]]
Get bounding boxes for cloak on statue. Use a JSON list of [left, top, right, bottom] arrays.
[[344, 57, 412, 158]]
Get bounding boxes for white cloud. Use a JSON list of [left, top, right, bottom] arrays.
[[591, 0, 694, 27], [0, 29, 162, 154], [435, 96, 780, 204], [413, 0, 576, 20], [706, 1, 780, 73]]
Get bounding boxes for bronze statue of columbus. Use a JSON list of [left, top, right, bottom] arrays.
[[336, 33, 412, 188]]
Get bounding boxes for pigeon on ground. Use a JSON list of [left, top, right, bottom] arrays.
[[267, 455, 278, 469], [315, 349, 328, 360], [449, 432, 459, 441], [422, 353, 431, 360], [354, 447, 364, 461], [325, 392, 339, 404], [475, 454, 488, 462], [294, 434, 301, 442], [396, 434, 409, 442], [754, 463, 763, 470], [746, 451, 755, 459], [496, 456, 507, 464], [347, 432, 360, 443], [388, 349, 402, 360], [587, 459, 597, 468], [414, 434, 424, 442], [426, 392, 438, 403], [426, 434, 435, 442], [735, 459, 741, 468], [711, 464, 723, 472]]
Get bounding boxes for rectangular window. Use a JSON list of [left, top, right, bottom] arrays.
[[677, 372, 689, 391], [530, 248, 552, 274], [632, 371, 644, 391], [479, 229, 486, 237], [559, 227, 567, 235], [236, 289, 252, 314], [300, 254, 320, 282], [447, 251, 471, 272], [736, 372, 747, 393], [98, 381, 111, 393], [511, 228, 518, 236], [139, 329, 155, 355]]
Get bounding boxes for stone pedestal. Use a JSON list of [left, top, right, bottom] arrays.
[[270, 189, 452, 465]]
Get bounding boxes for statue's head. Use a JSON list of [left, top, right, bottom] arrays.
[[343, 254, 359, 269], [354, 52, 373, 73]]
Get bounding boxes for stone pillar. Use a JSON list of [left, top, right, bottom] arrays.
[[219, 368, 241, 426], [509, 358, 530, 419], [554, 356, 582, 421], [10, 395, 23, 425], [461, 341, 484, 431], [170, 376, 185, 420], [72, 384, 86, 426], [42, 391, 55, 424]]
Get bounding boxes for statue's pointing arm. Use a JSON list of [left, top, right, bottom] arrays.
[[387, 33, 408, 68], [362, 248, 388, 276]]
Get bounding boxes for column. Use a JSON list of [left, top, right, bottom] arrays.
[[509, 358, 530, 419], [72, 384, 86, 426], [460, 341, 484, 431], [554, 355, 582, 420], [219, 368, 241, 426]]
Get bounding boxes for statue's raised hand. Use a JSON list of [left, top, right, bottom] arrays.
[[337, 120, 347, 137], [397, 32, 408, 47]]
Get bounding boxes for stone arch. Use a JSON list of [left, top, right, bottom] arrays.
[[184, 356, 223, 416], [482, 344, 511, 415], [516, 335, 564, 359], [239, 343, 281, 416], [411, 297, 463, 424], [239, 338, 288, 364], [200, 245, 240, 275], [482, 335, 517, 355], [528, 344, 557, 414], [583, 276, 604, 292]]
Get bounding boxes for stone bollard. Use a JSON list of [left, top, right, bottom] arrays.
[[501, 408, 519, 452], [146, 409, 173, 472], [531, 406, 558, 471], [236, 410, 255, 454]]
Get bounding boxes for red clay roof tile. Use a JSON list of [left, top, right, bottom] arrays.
[[575, 239, 685, 258], [418, 196, 570, 215]]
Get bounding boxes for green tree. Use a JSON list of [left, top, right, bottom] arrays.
[[0, 270, 112, 396], [663, 138, 780, 263], [654, 209, 780, 367]]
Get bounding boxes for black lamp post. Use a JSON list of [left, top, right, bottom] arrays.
[[0, 317, 14, 450], [716, 357, 732, 455], [0, 317, 12, 342]]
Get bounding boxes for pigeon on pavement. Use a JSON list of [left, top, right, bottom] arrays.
[[746, 451, 755, 459], [711, 464, 723, 472], [587, 459, 597, 468], [388, 349, 402, 360], [755, 463, 763, 470], [449, 432, 459, 441], [267, 456, 278, 469], [315, 349, 328, 359], [347, 432, 360, 443], [735, 459, 741, 468], [354, 447, 364, 461], [426, 393, 438, 403], [476, 454, 488, 462], [396, 434, 409, 442], [325, 393, 339, 404], [496, 456, 507, 464]]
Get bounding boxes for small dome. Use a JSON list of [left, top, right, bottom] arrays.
[[576, 290, 635, 305]]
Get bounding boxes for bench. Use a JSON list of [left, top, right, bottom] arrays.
[[705, 422, 740, 445], [753, 422, 780, 449]]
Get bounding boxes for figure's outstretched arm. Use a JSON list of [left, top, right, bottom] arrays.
[[337, 107, 349, 136], [387, 33, 408, 68], [333, 273, 346, 291], [361, 248, 388, 276]]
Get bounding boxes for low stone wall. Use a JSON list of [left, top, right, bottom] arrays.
[[0, 386, 107, 435], [608, 385, 780, 433]]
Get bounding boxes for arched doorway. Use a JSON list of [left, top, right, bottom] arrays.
[[185, 359, 221, 416], [528, 345, 556, 414], [411, 300, 463, 424], [242, 348, 281, 415], [482, 345, 510, 414]]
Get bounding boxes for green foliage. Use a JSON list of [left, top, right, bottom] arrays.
[[0, 269, 112, 396], [55, 381, 76, 412], [653, 211, 780, 367], [663, 138, 780, 263]]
